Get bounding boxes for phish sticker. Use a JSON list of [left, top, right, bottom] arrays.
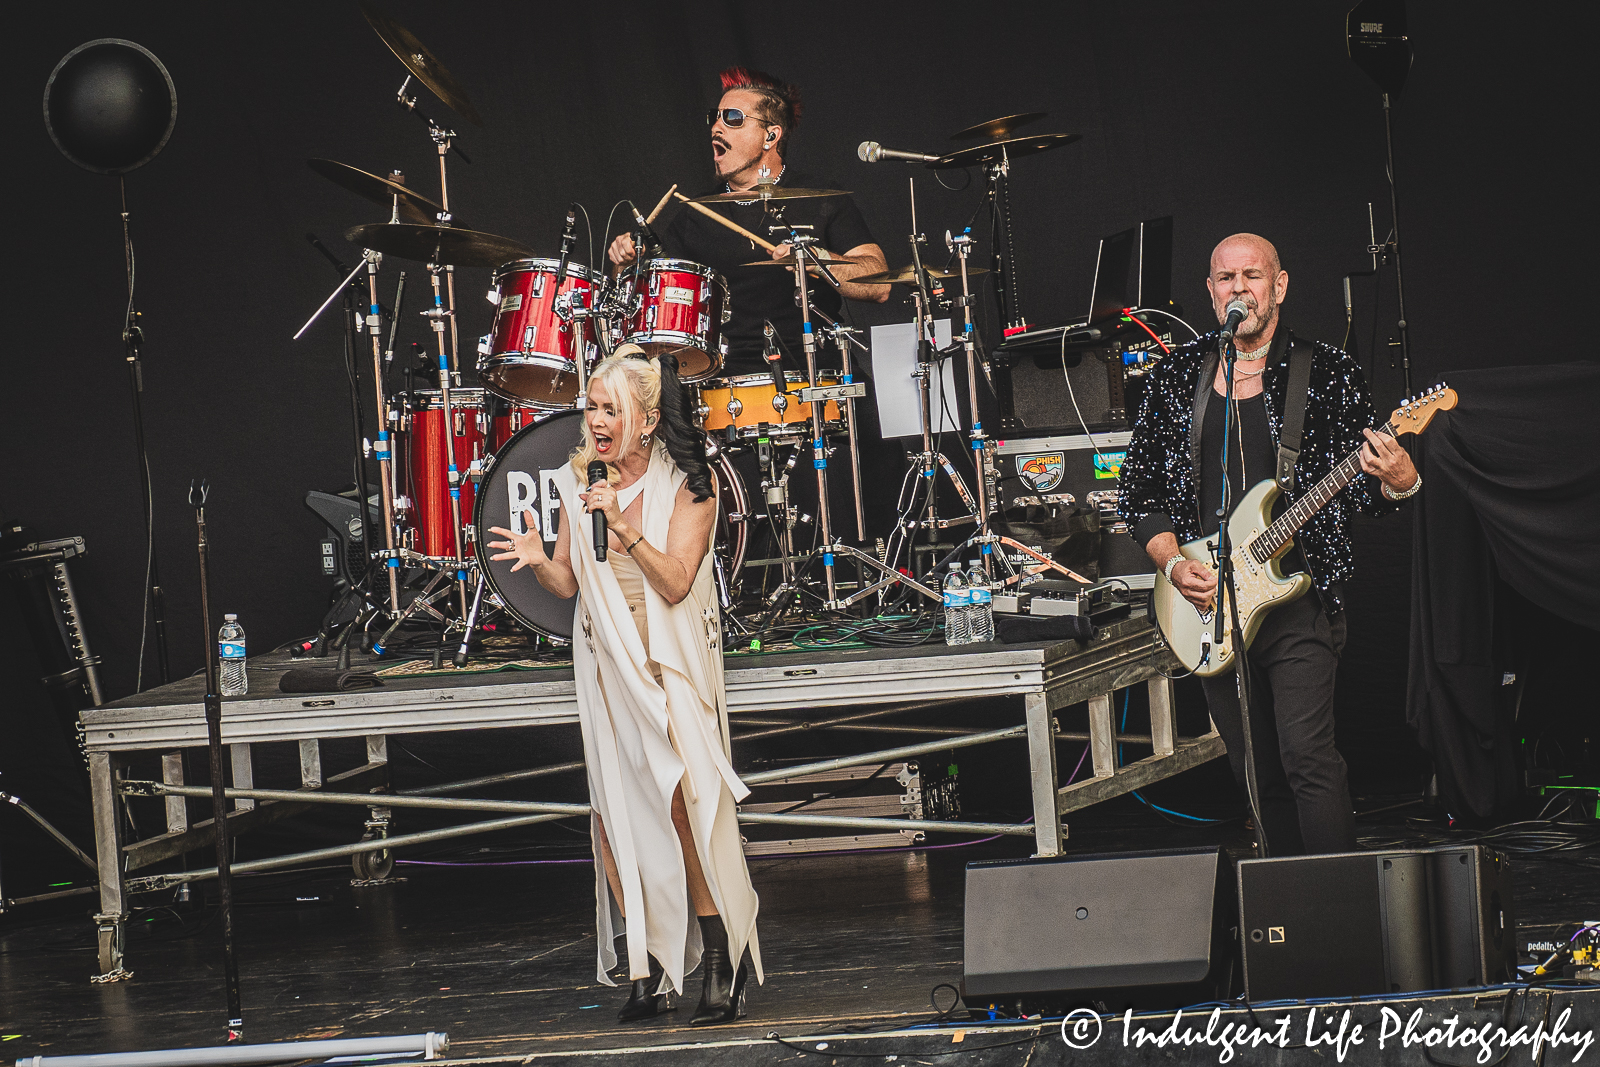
[[1016, 452, 1065, 493], [1093, 450, 1126, 480]]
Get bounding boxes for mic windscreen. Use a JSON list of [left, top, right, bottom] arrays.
[[1225, 298, 1250, 321], [586, 461, 608, 486], [857, 141, 878, 162]]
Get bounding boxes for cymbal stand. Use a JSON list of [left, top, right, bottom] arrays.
[[947, 226, 996, 572], [397, 75, 469, 381], [823, 320, 865, 540], [981, 149, 1024, 331], [423, 263, 472, 618], [770, 222, 939, 613]]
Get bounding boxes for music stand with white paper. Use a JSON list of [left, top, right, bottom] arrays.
[[869, 319, 958, 439]]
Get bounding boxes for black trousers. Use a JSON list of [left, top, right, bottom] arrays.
[[1201, 588, 1356, 856]]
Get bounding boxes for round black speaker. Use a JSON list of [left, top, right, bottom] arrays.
[[43, 39, 177, 175]]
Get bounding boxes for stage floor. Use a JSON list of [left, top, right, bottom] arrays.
[[3, 799, 1596, 1062]]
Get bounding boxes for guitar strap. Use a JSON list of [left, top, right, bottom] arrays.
[[1275, 335, 1314, 493]]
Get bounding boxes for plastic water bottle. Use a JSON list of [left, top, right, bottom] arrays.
[[967, 560, 994, 643], [219, 614, 247, 697], [942, 562, 971, 646]]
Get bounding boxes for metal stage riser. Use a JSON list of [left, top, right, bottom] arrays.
[[82, 615, 1213, 975]]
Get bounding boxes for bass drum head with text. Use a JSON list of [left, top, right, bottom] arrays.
[[473, 411, 584, 639]]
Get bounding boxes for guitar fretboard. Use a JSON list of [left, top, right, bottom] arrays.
[[1250, 420, 1397, 564]]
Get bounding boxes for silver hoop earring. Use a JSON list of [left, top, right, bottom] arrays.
[[640, 432, 652, 447]]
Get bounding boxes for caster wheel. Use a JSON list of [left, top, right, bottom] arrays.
[[352, 836, 394, 881]]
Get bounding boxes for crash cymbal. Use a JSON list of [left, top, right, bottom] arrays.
[[359, 0, 483, 126], [309, 159, 453, 225], [850, 264, 991, 286], [740, 252, 861, 267], [929, 133, 1081, 170], [950, 112, 1047, 142], [690, 185, 849, 203], [345, 222, 531, 269]]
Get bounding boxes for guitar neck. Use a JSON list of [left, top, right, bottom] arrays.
[[1251, 420, 1397, 562]]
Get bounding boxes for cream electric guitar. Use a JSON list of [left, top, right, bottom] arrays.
[[1154, 383, 1456, 676]]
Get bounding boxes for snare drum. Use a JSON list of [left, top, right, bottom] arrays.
[[395, 388, 488, 560], [698, 371, 845, 438], [620, 259, 729, 381], [480, 259, 600, 408]]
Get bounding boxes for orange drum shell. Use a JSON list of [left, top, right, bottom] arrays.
[[699, 372, 842, 434]]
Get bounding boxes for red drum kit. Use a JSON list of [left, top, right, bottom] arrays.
[[299, 3, 1092, 663]]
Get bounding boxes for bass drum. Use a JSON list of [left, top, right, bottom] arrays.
[[474, 412, 749, 640]]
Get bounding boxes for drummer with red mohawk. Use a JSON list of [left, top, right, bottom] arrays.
[[609, 66, 890, 376]]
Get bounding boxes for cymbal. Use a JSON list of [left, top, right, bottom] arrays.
[[359, 0, 483, 127], [929, 133, 1081, 170], [950, 112, 1047, 142], [850, 264, 991, 286], [345, 222, 531, 269], [740, 253, 861, 268], [309, 159, 453, 225], [690, 185, 849, 204]]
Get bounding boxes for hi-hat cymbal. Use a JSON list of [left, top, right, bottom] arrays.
[[309, 159, 454, 225], [929, 133, 1081, 170], [359, 0, 483, 126], [345, 222, 530, 268], [740, 252, 861, 268], [690, 185, 849, 204], [850, 264, 991, 286], [950, 112, 1047, 142]]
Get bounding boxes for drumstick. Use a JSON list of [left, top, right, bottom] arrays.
[[645, 184, 677, 225], [672, 191, 777, 252]]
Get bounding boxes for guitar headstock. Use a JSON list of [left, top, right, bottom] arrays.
[[1389, 382, 1457, 437]]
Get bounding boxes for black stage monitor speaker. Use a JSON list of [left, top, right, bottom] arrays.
[[964, 847, 1236, 1012], [1238, 845, 1515, 1002]]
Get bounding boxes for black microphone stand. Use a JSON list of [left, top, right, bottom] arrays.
[[120, 178, 171, 687], [189, 479, 245, 1040], [1213, 332, 1271, 859]]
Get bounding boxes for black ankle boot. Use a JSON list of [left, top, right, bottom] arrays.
[[690, 914, 749, 1026], [617, 952, 674, 1022]]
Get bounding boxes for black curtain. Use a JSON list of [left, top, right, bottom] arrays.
[[1407, 363, 1600, 820]]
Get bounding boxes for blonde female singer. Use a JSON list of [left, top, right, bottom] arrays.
[[487, 347, 761, 1025]]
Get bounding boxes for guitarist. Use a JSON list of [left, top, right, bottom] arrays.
[[1118, 233, 1421, 855]]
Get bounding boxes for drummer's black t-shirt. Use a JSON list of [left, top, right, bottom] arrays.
[[661, 167, 878, 377]]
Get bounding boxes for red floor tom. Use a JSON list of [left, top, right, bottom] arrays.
[[395, 388, 487, 560]]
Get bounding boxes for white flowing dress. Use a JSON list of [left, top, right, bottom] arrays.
[[555, 444, 763, 995]]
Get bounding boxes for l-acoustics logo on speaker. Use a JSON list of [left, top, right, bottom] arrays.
[[1016, 452, 1065, 492], [1269, 927, 1285, 943]]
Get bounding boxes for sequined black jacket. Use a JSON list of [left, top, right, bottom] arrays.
[[1117, 327, 1393, 592]]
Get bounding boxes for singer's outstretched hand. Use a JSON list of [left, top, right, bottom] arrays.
[[487, 510, 551, 572]]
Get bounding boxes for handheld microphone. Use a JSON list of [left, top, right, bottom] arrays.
[[857, 141, 940, 164], [555, 203, 577, 286], [586, 461, 609, 562], [1219, 299, 1249, 347], [627, 200, 662, 256]]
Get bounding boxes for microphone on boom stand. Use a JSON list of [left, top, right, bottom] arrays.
[[763, 321, 788, 400], [1219, 298, 1249, 348], [554, 203, 577, 286], [857, 141, 940, 163]]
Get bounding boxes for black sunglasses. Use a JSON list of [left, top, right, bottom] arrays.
[[705, 107, 771, 129]]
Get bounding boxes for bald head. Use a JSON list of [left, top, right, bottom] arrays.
[[1205, 233, 1289, 349], [1210, 233, 1281, 276]]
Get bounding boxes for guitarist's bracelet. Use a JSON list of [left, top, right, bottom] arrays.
[[1381, 473, 1423, 501], [1162, 554, 1185, 583]]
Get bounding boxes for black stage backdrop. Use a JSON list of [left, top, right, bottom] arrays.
[[2, 2, 1588, 790]]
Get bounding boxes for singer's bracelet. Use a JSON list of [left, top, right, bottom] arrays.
[[1162, 555, 1185, 583], [626, 534, 645, 553]]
